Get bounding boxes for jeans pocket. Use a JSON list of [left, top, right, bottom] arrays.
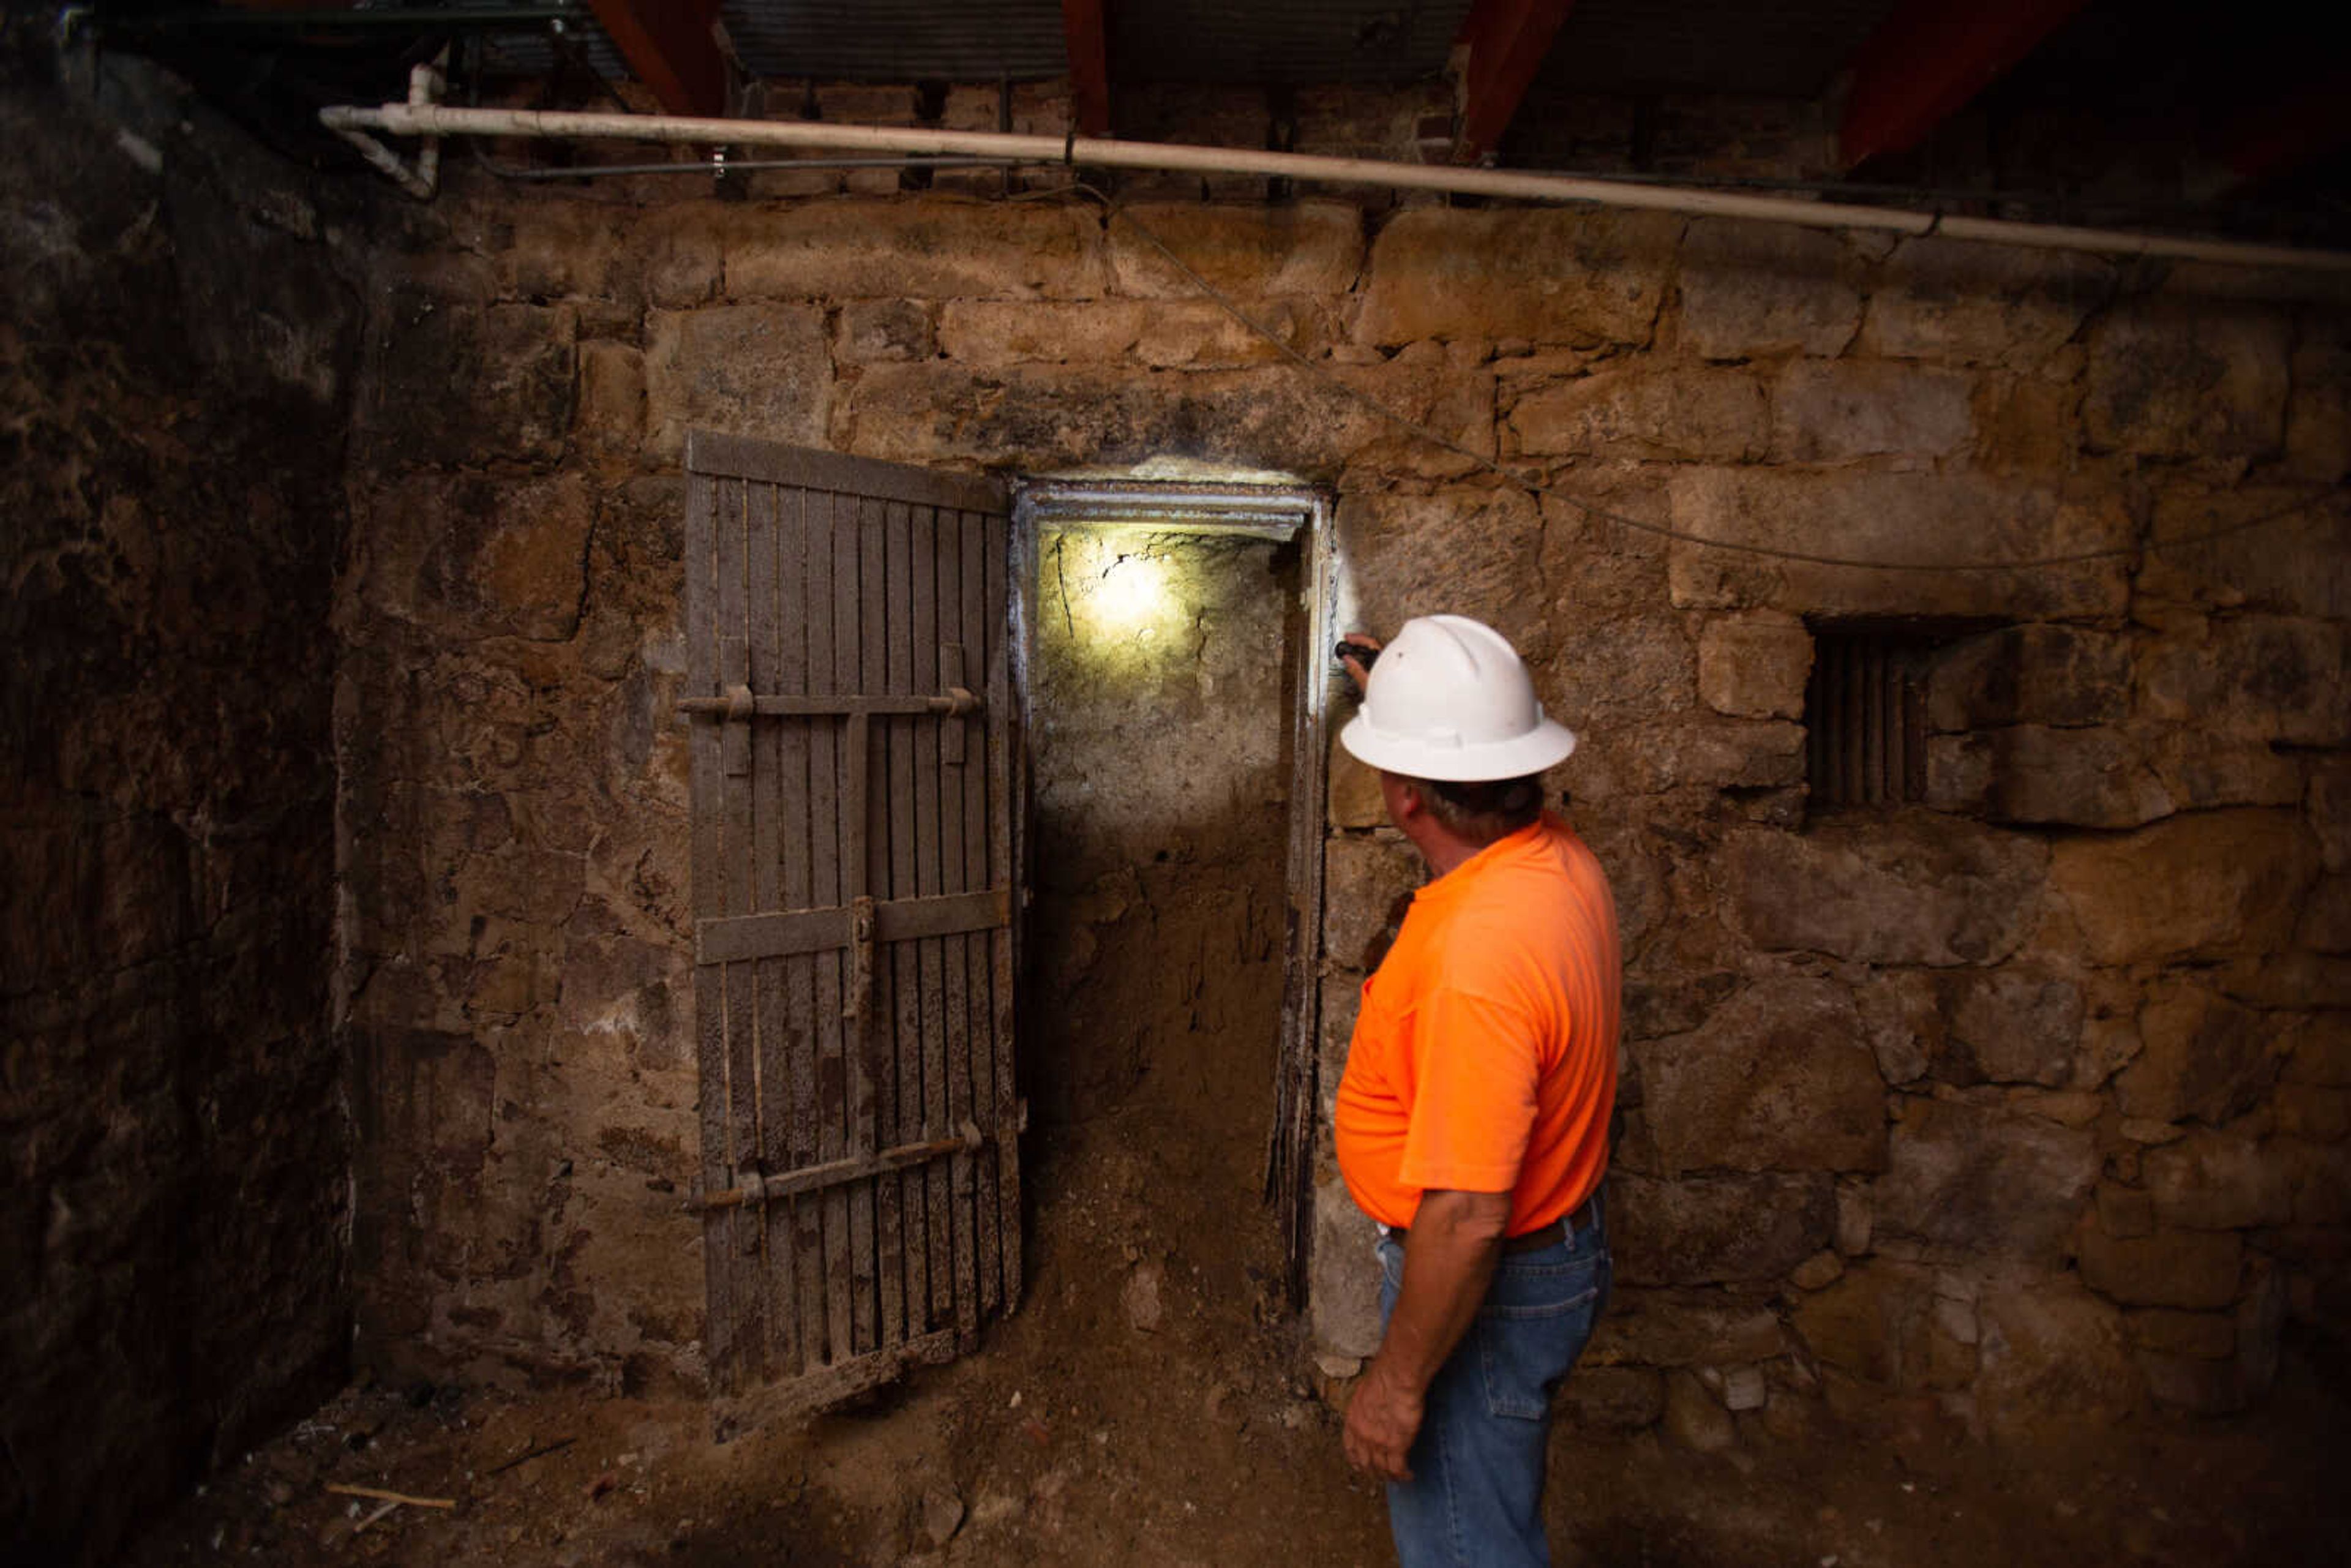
[[1476, 1259, 1603, 1420]]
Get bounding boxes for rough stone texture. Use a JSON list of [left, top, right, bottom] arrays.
[[1938, 970, 2084, 1087], [1321, 835, 1423, 972], [2077, 1226, 2244, 1310], [1635, 978, 1887, 1176], [1586, 1291, 1787, 1369], [2050, 809, 2319, 966], [1107, 200, 1365, 300], [1612, 1171, 1835, 1285], [2139, 616, 2350, 747], [1874, 1098, 2098, 1263], [1791, 1260, 1936, 1386], [1932, 726, 2175, 829], [1667, 469, 2134, 620], [1859, 239, 2112, 369], [1697, 613, 1812, 719], [1768, 359, 1974, 462], [2141, 1129, 2295, 1229], [1676, 218, 1862, 359], [2116, 980, 2285, 1128], [1974, 1280, 2142, 1438], [2084, 302, 2292, 461], [724, 197, 1104, 301], [1355, 208, 1675, 348], [1508, 367, 1767, 462], [1726, 814, 2047, 966], [643, 303, 831, 462], [2, 66, 359, 1564], [1927, 625, 2135, 732]]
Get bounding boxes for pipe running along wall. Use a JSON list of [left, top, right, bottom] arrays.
[[318, 98, 2351, 274]]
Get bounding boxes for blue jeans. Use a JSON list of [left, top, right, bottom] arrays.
[[1375, 1193, 1610, 1568]]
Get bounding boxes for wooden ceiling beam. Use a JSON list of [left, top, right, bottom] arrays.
[[585, 0, 729, 119], [1838, 0, 2090, 170], [1450, 0, 1578, 165], [1062, 0, 1111, 137]]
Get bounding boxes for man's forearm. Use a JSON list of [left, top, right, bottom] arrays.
[[1370, 1188, 1511, 1395]]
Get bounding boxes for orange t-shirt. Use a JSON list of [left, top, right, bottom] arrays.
[[1333, 814, 1620, 1234]]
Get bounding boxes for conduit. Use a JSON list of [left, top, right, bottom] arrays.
[[318, 99, 2351, 274]]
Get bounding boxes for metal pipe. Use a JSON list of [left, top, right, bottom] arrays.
[[483, 154, 1021, 181], [317, 99, 2351, 272]]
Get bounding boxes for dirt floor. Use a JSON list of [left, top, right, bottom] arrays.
[[126, 1113, 2350, 1568]]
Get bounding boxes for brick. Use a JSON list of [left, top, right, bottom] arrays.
[[1676, 217, 1862, 359], [1357, 208, 1674, 348], [1768, 359, 1974, 462], [1697, 612, 1812, 719]]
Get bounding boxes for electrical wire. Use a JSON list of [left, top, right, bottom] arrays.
[[1048, 184, 2346, 578]]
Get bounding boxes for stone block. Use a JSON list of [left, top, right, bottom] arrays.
[[2124, 1308, 2235, 1358], [2096, 1183, 2156, 1239], [1559, 1365, 1665, 1430], [1835, 1179, 1873, 1256], [2077, 1225, 2243, 1309], [2284, 1013, 2351, 1087], [1666, 469, 2132, 620], [1321, 834, 1422, 972], [723, 199, 1103, 301], [2144, 728, 2306, 815], [1326, 738, 1386, 830], [642, 304, 830, 462], [2285, 322, 2351, 482], [1725, 814, 2047, 967], [2285, 1139, 2351, 1225], [1676, 218, 1862, 359], [1855, 970, 1937, 1085], [371, 296, 577, 467], [1586, 1289, 1785, 1368], [574, 340, 644, 458], [2298, 876, 2351, 953], [1974, 1280, 2140, 1438], [356, 471, 595, 644], [1875, 1097, 2098, 1263], [1859, 239, 2112, 369], [2138, 1349, 2250, 1414], [1633, 976, 1886, 1176], [1355, 208, 1674, 348], [2319, 759, 2351, 874], [1611, 1171, 1834, 1286], [936, 299, 1295, 368], [2141, 1128, 2294, 1229], [2117, 980, 2283, 1127], [1508, 368, 1766, 462], [1961, 726, 2175, 829], [1697, 613, 1812, 719], [1337, 487, 1550, 662], [1308, 1176, 1384, 1359], [834, 299, 934, 363], [1768, 359, 1974, 462], [2140, 617, 2350, 747], [1938, 970, 2083, 1087], [1663, 1370, 1738, 1451], [2143, 487, 2351, 620], [2050, 809, 2318, 966], [1927, 625, 2134, 731], [2084, 302, 2291, 461], [1791, 1259, 1933, 1386], [1108, 201, 1363, 300], [1791, 1250, 1845, 1289]]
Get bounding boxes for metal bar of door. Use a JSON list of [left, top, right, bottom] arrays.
[[683, 430, 1021, 1435]]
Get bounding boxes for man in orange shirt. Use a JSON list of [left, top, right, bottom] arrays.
[[1332, 615, 1619, 1568]]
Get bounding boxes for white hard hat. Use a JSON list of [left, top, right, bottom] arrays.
[[1339, 615, 1577, 782]]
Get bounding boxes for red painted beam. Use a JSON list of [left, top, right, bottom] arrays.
[[1838, 0, 2091, 170], [1451, 0, 1579, 164], [587, 0, 729, 119], [1062, 0, 1111, 137]]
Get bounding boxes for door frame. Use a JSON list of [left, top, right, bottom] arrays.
[[1008, 477, 1335, 1305]]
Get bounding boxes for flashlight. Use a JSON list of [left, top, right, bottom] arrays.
[[1334, 639, 1381, 672]]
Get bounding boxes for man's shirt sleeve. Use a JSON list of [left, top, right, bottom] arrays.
[[1395, 983, 1540, 1196]]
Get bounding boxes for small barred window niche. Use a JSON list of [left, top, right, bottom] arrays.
[[1804, 626, 1943, 809]]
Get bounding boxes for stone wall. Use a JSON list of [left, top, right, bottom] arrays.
[[338, 151, 2348, 1438], [1, 58, 361, 1561]]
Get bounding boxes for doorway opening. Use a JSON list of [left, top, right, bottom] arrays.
[[1013, 479, 1333, 1311]]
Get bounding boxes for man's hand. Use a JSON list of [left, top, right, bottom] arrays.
[[1337, 633, 1383, 696], [1343, 1359, 1425, 1483]]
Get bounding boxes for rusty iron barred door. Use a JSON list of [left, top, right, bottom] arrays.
[[681, 430, 1022, 1433]]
